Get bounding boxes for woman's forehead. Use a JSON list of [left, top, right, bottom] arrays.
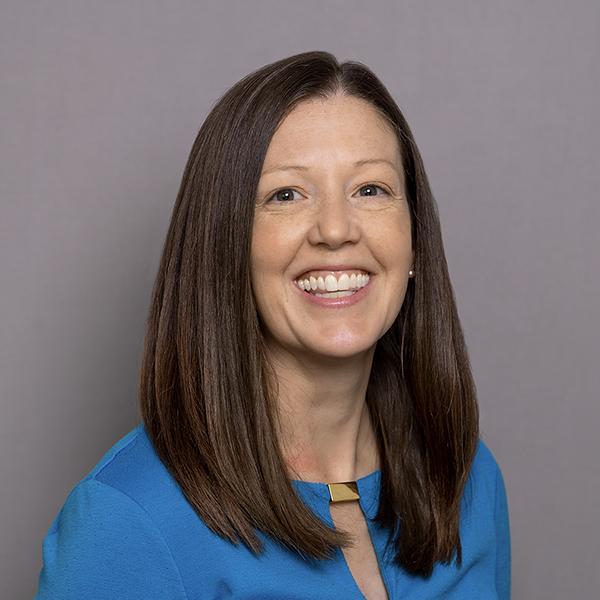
[[261, 98, 401, 176], [269, 96, 395, 145]]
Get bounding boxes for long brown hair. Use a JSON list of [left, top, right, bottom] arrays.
[[138, 50, 479, 578]]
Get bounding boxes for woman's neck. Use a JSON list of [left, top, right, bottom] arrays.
[[268, 343, 380, 483]]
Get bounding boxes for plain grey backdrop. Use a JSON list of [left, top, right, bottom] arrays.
[[1, 1, 598, 598]]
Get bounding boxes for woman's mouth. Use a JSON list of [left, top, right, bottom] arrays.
[[292, 270, 373, 307]]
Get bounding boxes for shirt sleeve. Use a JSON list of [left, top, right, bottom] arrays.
[[494, 464, 511, 600], [34, 478, 188, 599]]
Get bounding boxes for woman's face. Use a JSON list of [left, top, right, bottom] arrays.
[[251, 94, 413, 361]]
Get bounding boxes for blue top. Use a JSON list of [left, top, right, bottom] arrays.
[[34, 422, 511, 599]]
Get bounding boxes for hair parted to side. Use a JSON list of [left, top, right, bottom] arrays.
[[138, 50, 479, 578]]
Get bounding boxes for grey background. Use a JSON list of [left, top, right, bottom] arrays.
[[1, 1, 598, 598]]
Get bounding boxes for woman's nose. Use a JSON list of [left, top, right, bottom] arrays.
[[306, 192, 361, 249]]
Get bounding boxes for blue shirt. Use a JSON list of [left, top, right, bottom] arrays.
[[35, 422, 511, 599]]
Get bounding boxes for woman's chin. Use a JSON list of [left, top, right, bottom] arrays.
[[299, 338, 377, 361]]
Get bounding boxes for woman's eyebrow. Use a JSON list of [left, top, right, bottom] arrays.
[[261, 158, 398, 176]]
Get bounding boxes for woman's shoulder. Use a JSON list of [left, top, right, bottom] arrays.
[[462, 436, 509, 517], [473, 437, 505, 481], [54, 420, 193, 540], [84, 421, 146, 480], [35, 422, 190, 598], [79, 421, 177, 501], [468, 437, 511, 597], [42, 420, 186, 542]]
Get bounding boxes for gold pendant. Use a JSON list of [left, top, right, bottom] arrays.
[[327, 481, 360, 503]]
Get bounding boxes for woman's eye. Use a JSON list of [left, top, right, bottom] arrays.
[[356, 184, 389, 197], [265, 184, 389, 204], [266, 188, 302, 203]]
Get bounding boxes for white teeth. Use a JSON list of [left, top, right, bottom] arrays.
[[325, 274, 338, 291], [338, 273, 350, 290], [297, 272, 370, 294]]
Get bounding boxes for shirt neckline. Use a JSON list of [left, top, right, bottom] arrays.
[[290, 469, 382, 520], [290, 468, 381, 493]]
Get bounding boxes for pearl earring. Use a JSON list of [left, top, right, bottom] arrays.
[[408, 269, 415, 278]]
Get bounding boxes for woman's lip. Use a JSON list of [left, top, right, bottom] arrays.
[[290, 275, 374, 308]]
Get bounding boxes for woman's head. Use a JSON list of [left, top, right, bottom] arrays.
[[139, 50, 479, 577], [251, 93, 413, 363]]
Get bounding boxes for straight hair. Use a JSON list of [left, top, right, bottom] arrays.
[[139, 50, 479, 578]]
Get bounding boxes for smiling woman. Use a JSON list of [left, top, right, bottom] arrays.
[[34, 51, 510, 600], [251, 95, 412, 364]]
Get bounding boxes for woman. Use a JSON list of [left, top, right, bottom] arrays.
[[35, 50, 511, 599]]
